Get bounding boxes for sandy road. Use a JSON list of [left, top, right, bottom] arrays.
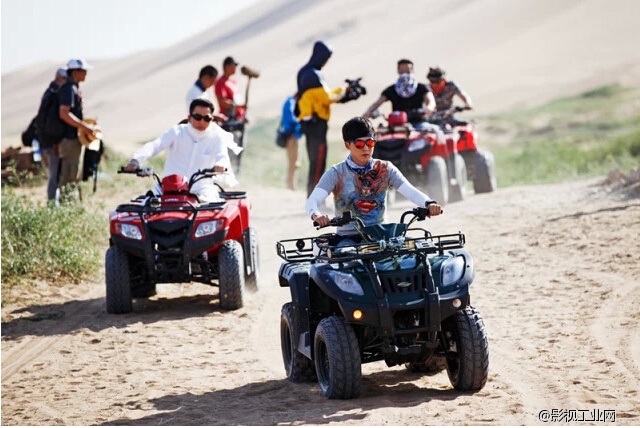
[[2, 178, 639, 425]]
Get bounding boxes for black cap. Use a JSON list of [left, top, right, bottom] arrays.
[[427, 67, 445, 80], [223, 56, 238, 66]]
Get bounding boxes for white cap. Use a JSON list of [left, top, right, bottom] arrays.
[[66, 58, 93, 70]]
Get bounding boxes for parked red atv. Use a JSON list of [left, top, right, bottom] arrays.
[[105, 167, 259, 314], [428, 106, 497, 194], [373, 110, 468, 205]]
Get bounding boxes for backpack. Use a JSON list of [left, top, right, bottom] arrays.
[[36, 87, 65, 145], [21, 116, 38, 147]]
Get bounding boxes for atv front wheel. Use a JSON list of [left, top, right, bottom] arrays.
[[314, 316, 361, 399], [447, 153, 468, 203], [218, 240, 245, 310], [281, 303, 316, 382], [473, 150, 497, 194], [105, 246, 132, 314], [443, 306, 489, 391], [243, 227, 260, 292], [425, 156, 449, 205]]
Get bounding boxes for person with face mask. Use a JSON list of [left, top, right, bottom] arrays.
[[123, 98, 240, 203], [362, 59, 436, 130], [427, 67, 473, 112]]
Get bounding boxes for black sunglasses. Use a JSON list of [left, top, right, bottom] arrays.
[[191, 113, 213, 122]]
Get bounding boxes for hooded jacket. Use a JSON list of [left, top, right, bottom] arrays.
[[296, 41, 345, 121]]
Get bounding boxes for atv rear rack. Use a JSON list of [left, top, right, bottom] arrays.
[[276, 232, 465, 263]]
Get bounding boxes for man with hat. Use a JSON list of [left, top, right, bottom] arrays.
[[215, 56, 246, 120], [58, 58, 97, 192]]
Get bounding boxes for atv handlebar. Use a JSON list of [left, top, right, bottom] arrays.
[[313, 211, 366, 230], [118, 166, 154, 177]]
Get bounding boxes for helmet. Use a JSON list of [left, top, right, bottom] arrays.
[[427, 67, 445, 81]]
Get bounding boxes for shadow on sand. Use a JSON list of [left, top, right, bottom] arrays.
[[101, 370, 471, 426]]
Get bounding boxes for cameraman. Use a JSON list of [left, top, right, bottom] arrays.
[[296, 40, 348, 197]]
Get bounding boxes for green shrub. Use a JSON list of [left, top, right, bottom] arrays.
[[1, 191, 107, 291], [494, 132, 640, 186]]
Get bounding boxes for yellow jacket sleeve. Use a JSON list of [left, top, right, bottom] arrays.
[[298, 85, 346, 121]]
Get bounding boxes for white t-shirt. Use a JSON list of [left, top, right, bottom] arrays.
[[185, 82, 216, 113]]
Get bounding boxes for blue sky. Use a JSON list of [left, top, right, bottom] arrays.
[[1, 0, 260, 74]]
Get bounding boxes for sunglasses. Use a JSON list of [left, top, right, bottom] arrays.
[[350, 137, 376, 149], [191, 113, 213, 122]]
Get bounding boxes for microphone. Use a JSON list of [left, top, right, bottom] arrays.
[[240, 65, 260, 78]]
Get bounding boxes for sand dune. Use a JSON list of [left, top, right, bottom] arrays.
[[3, 0, 640, 151]]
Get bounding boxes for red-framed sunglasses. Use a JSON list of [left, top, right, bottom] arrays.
[[350, 137, 376, 149]]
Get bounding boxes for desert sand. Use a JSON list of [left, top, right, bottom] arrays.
[[2, 177, 640, 425]]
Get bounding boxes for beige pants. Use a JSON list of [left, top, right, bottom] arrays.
[[58, 138, 82, 186]]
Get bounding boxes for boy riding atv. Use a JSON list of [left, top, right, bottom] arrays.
[[278, 117, 489, 399], [307, 116, 442, 228]]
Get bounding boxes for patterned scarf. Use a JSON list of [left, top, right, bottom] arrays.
[[346, 154, 373, 175], [395, 73, 418, 98]]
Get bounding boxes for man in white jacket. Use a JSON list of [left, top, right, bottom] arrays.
[[124, 98, 241, 202]]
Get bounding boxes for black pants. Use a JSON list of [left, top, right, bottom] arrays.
[[301, 118, 328, 197]]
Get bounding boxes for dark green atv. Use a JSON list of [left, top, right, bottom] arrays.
[[277, 208, 488, 399]]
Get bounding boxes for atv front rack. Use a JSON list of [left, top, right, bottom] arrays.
[[276, 231, 465, 263], [115, 201, 226, 214]]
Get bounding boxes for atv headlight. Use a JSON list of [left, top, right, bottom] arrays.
[[327, 270, 364, 296], [118, 223, 142, 240], [408, 138, 427, 152], [194, 220, 224, 238], [441, 256, 465, 287]]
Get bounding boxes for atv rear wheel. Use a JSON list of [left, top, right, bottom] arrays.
[[218, 240, 245, 310], [444, 306, 489, 391], [473, 150, 497, 194], [243, 227, 260, 292], [425, 156, 449, 205], [281, 303, 316, 382], [314, 316, 361, 399], [447, 153, 468, 203], [105, 246, 132, 314]]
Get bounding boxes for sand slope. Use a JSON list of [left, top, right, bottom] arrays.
[[3, 0, 640, 150]]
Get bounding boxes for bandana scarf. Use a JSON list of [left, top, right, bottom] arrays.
[[346, 154, 373, 175], [395, 73, 418, 98]]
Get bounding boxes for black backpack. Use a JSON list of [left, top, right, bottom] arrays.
[[21, 116, 38, 147], [36, 87, 65, 146]]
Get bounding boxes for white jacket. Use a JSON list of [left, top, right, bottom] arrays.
[[132, 123, 238, 202]]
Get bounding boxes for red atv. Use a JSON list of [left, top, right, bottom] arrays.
[[427, 106, 497, 194], [373, 110, 468, 205], [105, 167, 259, 314]]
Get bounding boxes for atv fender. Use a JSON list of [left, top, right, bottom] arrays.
[[279, 262, 313, 358]]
